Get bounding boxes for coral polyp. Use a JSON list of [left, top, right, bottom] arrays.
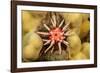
[[37, 12, 72, 55]]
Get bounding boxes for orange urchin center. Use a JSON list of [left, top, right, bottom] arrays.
[[49, 27, 64, 42]]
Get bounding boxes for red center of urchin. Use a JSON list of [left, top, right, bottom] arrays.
[[49, 27, 64, 42]]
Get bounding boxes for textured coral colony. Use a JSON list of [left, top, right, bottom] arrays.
[[22, 11, 90, 62]]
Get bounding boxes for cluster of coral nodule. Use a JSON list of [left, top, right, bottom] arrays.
[[22, 11, 90, 62]]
